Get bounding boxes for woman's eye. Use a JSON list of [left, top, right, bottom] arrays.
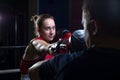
[[45, 27, 48, 29]]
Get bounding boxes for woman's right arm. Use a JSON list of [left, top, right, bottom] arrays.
[[31, 39, 58, 55]]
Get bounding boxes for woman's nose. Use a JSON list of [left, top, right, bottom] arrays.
[[50, 29, 54, 34]]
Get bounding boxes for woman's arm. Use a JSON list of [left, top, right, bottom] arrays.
[[31, 39, 58, 55]]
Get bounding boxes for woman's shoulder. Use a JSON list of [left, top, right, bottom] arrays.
[[30, 37, 49, 46], [30, 37, 43, 43], [32, 37, 44, 40]]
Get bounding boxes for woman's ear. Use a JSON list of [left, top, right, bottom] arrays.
[[88, 20, 98, 36]]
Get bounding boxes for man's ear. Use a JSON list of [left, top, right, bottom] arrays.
[[88, 20, 97, 36]]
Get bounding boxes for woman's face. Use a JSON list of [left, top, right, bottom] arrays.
[[39, 18, 56, 42]]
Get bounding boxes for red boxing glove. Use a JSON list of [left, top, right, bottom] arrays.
[[57, 30, 71, 54]]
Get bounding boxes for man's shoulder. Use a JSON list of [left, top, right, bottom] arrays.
[[58, 47, 120, 80]]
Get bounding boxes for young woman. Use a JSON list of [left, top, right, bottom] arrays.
[[19, 14, 58, 80]]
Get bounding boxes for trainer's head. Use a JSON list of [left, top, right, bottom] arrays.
[[82, 0, 120, 48]]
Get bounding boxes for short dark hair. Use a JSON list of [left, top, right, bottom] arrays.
[[82, 0, 120, 36], [82, 0, 120, 24]]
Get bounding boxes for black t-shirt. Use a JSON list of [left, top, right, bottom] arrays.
[[55, 47, 120, 80]]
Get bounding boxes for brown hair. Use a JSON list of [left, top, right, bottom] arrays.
[[31, 14, 54, 37]]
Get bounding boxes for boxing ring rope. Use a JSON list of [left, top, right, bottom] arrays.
[[0, 46, 26, 74], [0, 46, 26, 49], [0, 69, 20, 74]]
